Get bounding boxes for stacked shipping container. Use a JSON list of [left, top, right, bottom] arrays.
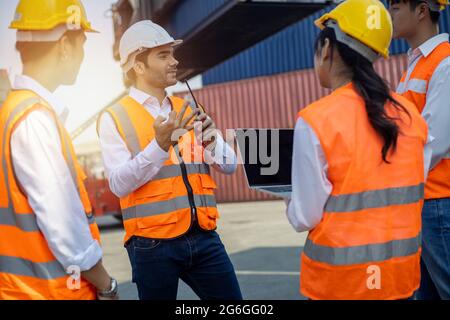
[[128, 1, 450, 203], [180, 55, 409, 202], [170, 3, 450, 203]]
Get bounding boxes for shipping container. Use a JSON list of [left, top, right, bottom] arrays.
[[166, 0, 232, 38], [203, 6, 450, 85], [112, 0, 329, 80], [178, 54, 408, 202]]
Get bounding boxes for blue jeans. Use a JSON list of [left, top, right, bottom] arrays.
[[125, 223, 243, 300], [415, 198, 450, 300]]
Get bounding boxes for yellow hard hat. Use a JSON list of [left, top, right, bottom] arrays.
[[9, 0, 96, 32], [436, 0, 449, 10], [315, 0, 393, 59]]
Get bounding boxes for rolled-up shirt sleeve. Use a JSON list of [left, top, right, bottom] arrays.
[[285, 117, 332, 233], [203, 132, 238, 175], [98, 112, 170, 198], [11, 110, 102, 272]]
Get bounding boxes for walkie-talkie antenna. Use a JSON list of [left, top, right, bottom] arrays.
[[184, 80, 204, 112]]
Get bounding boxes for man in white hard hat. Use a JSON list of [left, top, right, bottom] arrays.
[[97, 20, 242, 300]]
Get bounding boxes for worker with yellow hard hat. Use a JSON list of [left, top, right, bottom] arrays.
[[389, 0, 450, 300], [285, 0, 431, 299], [0, 0, 117, 300]]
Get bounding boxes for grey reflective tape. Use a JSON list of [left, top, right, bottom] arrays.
[[0, 207, 39, 232], [153, 165, 182, 180], [397, 82, 406, 94], [303, 233, 421, 266], [404, 79, 428, 94], [152, 164, 210, 181], [396, 57, 422, 94], [122, 195, 191, 220], [122, 194, 217, 221], [193, 194, 217, 209], [325, 183, 424, 213], [0, 255, 67, 280], [1, 97, 41, 230], [186, 164, 210, 176], [110, 104, 141, 158]]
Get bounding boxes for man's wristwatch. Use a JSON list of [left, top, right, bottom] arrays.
[[97, 278, 118, 299]]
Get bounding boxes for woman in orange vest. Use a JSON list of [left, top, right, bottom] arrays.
[[285, 0, 430, 300]]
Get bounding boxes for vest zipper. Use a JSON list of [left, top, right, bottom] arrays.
[[179, 159, 197, 224], [169, 98, 198, 229]]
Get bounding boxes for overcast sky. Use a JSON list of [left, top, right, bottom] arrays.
[[0, 0, 202, 146]]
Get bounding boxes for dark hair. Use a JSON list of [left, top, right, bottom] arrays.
[[314, 27, 411, 163], [125, 49, 151, 84], [412, 0, 441, 23], [391, 0, 441, 24], [15, 29, 83, 63]]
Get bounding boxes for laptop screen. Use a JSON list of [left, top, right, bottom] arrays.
[[235, 129, 293, 187]]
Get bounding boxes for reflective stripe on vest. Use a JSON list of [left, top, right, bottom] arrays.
[[1, 97, 40, 231], [110, 103, 141, 158], [304, 233, 421, 266], [0, 97, 96, 231], [152, 163, 210, 181], [0, 255, 66, 280], [325, 183, 424, 213], [123, 194, 217, 221], [397, 79, 428, 95]]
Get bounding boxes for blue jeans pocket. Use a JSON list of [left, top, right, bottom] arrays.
[[133, 236, 162, 251], [423, 200, 439, 219], [437, 198, 450, 229]]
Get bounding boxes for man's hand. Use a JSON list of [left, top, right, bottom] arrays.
[[153, 101, 200, 152], [195, 111, 218, 151]]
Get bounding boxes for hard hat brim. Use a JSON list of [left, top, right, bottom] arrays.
[[314, 14, 390, 59], [120, 39, 184, 73]]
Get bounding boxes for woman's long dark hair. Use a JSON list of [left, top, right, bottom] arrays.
[[314, 27, 410, 163]]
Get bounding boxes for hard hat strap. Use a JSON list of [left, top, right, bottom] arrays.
[[122, 47, 149, 73], [325, 20, 380, 63]]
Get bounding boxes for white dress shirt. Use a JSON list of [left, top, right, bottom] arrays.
[[397, 33, 450, 169], [11, 75, 102, 272], [98, 86, 237, 198], [285, 109, 433, 233]]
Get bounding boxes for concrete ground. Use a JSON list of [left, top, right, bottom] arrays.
[[98, 200, 308, 300]]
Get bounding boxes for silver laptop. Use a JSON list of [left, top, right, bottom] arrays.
[[235, 129, 293, 198]]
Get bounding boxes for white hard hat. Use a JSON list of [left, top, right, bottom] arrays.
[[119, 20, 183, 73]]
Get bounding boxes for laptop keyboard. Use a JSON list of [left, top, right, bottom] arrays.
[[260, 186, 292, 193]]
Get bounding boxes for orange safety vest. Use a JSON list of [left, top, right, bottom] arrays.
[[0, 90, 100, 300], [298, 83, 427, 300], [101, 95, 219, 243], [397, 41, 450, 200]]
